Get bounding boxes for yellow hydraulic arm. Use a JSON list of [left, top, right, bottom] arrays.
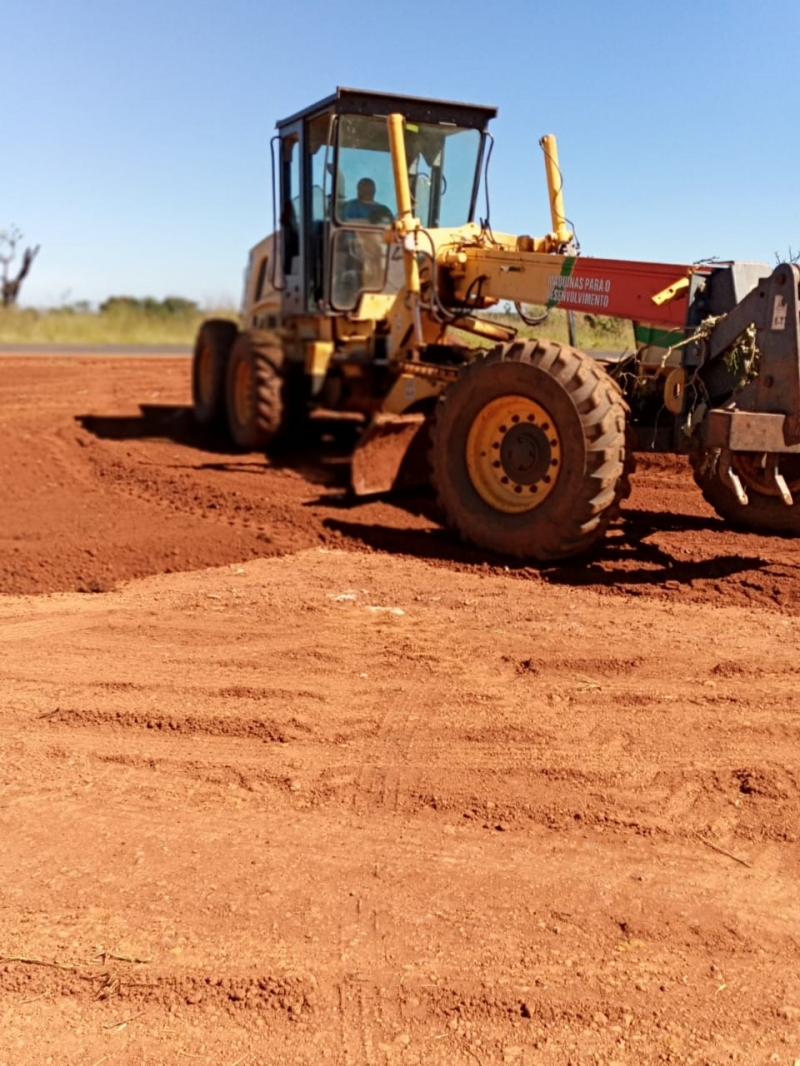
[[386, 114, 696, 333]]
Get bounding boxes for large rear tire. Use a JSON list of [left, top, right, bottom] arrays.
[[192, 319, 239, 428], [430, 340, 628, 561], [225, 330, 287, 450], [691, 448, 800, 534]]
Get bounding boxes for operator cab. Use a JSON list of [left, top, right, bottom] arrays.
[[272, 87, 497, 318]]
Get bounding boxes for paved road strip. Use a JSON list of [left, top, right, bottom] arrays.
[[0, 344, 192, 356]]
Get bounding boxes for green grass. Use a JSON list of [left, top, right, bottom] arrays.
[[0, 305, 238, 347], [504, 308, 634, 350], [453, 308, 635, 351], [0, 303, 633, 351]]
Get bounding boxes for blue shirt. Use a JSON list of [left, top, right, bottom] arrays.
[[342, 199, 390, 222]]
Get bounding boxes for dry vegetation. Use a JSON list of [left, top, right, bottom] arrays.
[[0, 298, 237, 346], [0, 300, 633, 350], [475, 307, 635, 350]]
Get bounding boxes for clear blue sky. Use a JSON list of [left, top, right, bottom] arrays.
[[3, 0, 798, 307]]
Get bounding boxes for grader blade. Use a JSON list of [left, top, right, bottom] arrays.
[[351, 412, 428, 496]]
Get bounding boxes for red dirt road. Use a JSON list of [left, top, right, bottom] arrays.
[[2, 356, 800, 1065]]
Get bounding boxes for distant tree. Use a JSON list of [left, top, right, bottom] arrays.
[[99, 295, 199, 316], [775, 247, 800, 265], [99, 296, 142, 314], [161, 296, 198, 316], [0, 226, 40, 307]]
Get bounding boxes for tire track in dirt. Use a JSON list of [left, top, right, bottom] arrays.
[[5, 356, 800, 612], [352, 678, 429, 816], [27, 681, 800, 848], [0, 959, 317, 1019], [4, 464, 800, 1066], [45, 706, 308, 744]]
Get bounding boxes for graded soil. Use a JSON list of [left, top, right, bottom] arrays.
[[1, 356, 800, 1065]]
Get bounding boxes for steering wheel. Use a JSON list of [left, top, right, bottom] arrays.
[[368, 205, 395, 226]]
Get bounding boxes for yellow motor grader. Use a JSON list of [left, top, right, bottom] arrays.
[[192, 87, 800, 560]]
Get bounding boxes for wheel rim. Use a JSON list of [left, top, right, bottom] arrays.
[[198, 343, 214, 404], [232, 359, 252, 427], [465, 394, 562, 513], [732, 452, 800, 497]]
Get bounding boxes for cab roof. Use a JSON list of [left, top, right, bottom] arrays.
[[276, 87, 497, 132]]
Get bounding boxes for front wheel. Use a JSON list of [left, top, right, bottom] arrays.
[[430, 340, 628, 561]]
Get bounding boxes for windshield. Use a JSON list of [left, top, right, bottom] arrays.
[[334, 114, 482, 229]]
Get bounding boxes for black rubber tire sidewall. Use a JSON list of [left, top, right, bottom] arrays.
[[435, 361, 587, 555], [225, 331, 285, 451], [692, 450, 800, 535], [431, 342, 626, 561], [192, 319, 239, 427]]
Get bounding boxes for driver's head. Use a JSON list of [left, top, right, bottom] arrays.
[[356, 178, 376, 203]]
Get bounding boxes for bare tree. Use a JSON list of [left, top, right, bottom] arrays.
[[0, 226, 40, 307]]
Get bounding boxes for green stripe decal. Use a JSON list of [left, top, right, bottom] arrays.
[[545, 256, 577, 309], [634, 324, 685, 350]]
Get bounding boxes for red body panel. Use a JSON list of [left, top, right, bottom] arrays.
[[545, 256, 707, 329]]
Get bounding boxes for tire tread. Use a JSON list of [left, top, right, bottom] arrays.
[[430, 340, 628, 561]]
